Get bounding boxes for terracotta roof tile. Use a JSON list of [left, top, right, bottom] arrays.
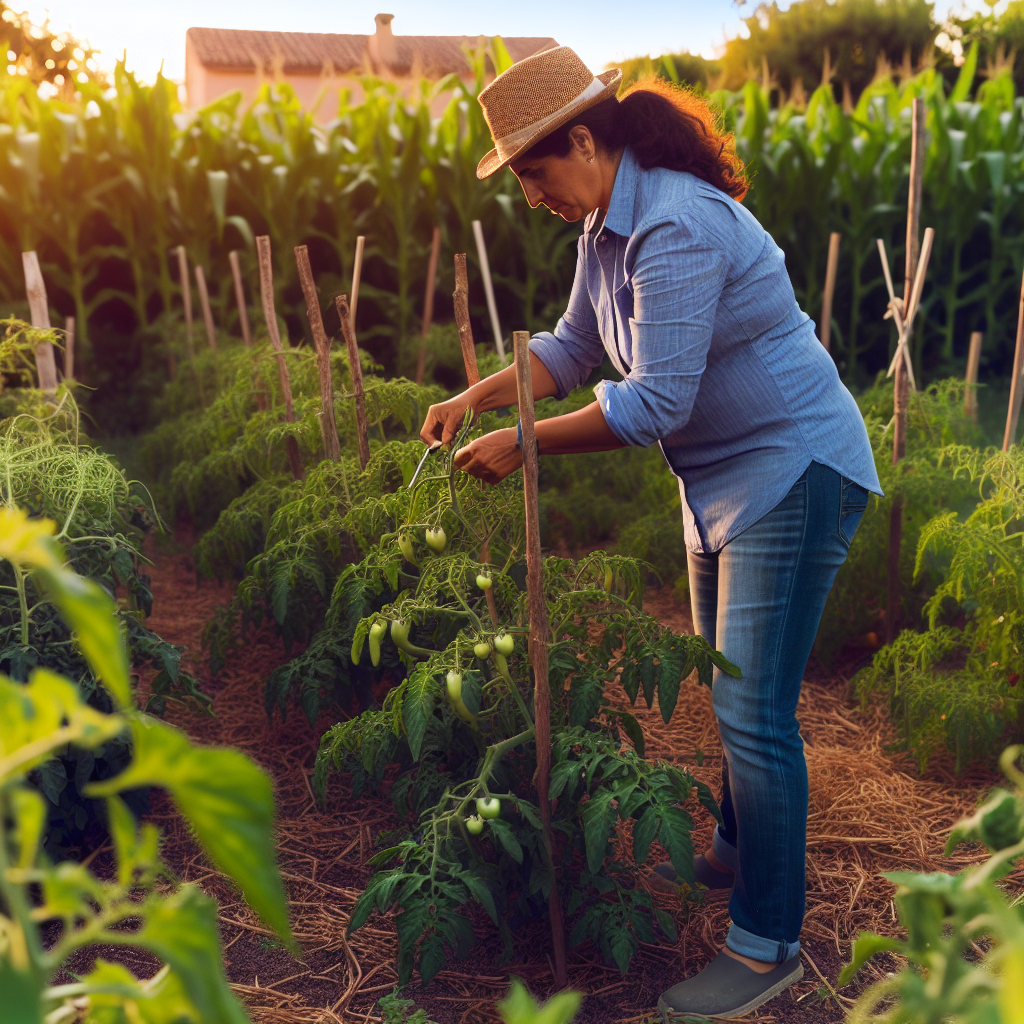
[[186, 27, 559, 77]]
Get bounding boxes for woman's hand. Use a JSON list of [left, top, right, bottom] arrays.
[[421, 394, 475, 446], [454, 428, 521, 484]]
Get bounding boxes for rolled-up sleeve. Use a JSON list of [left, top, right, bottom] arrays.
[[528, 237, 604, 399], [596, 216, 726, 448]]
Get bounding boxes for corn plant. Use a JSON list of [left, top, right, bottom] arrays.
[[0, 504, 293, 1023], [840, 745, 1024, 1022]]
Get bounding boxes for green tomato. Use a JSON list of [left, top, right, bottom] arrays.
[[397, 532, 416, 562], [476, 796, 501, 820], [368, 619, 387, 667], [466, 815, 485, 835], [391, 619, 411, 647], [494, 633, 514, 656], [476, 573, 493, 591], [446, 670, 463, 701], [425, 527, 447, 553], [474, 640, 491, 660], [604, 566, 614, 592]]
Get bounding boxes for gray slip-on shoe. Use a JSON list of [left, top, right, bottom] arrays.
[[657, 951, 803, 1020], [648, 856, 734, 895]]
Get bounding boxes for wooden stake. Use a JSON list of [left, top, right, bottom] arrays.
[[175, 245, 195, 359], [819, 232, 841, 353], [965, 331, 983, 421], [194, 264, 217, 350], [21, 251, 57, 391], [229, 250, 253, 347], [64, 316, 75, 381], [294, 245, 341, 462], [453, 254, 480, 387], [887, 95, 925, 645], [415, 226, 442, 385], [336, 293, 371, 470], [513, 330, 567, 989], [350, 235, 365, 330], [256, 236, 302, 480], [1003, 265, 1024, 452], [472, 220, 505, 360]]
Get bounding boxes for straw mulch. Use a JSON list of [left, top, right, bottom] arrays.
[[115, 545, 1023, 1024]]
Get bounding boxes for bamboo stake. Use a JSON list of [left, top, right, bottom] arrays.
[[513, 330, 567, 989], [415, 226, 442, 385], [1003, 266, 1024, 451], [819, 232, 841, 352], [472, 220, 505, 360], [21, 251, 57, 391], [887, 95, 925, 645], [965, 331, 983, 421], [194, 264, 217, 350], [256, 236, 302, 480], [64, 316, 74, 381], [175, 245, 195, 359], [294, 245, 341, 462], [229, 250, 253, 347], [349, 235, 365, 329], [453, 254, 480, 387], [335, 294, 371, 470]]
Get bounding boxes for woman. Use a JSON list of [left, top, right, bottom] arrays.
[[420, 46, 880, 1018]]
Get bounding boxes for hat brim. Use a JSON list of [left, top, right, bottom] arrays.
[[476, 67, 622, 180]]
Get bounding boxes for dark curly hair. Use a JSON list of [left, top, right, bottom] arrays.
[[521, 77, 747, 201]]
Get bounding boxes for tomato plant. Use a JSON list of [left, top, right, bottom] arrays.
[[309, 424, 739, 984], [0, 506, 293, 1023]]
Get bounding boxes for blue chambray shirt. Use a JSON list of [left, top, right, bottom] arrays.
[[529, 146, 881, 554]]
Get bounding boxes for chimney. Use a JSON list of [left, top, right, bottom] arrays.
[[368, 13, 397, 71]]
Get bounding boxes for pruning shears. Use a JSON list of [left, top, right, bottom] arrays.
[[407, 441, 442, 489]]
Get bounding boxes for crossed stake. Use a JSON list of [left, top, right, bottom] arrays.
[[876, 226, 934, 393]]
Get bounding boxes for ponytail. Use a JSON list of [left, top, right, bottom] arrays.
[[521, 77, 748, 201]]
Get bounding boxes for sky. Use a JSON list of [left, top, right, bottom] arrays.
[[18, 0, 995, 84]]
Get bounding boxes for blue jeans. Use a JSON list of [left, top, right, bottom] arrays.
[[687, 461, 868, 963]]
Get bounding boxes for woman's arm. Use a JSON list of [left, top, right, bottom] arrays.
[[453, 399, 626, 485]]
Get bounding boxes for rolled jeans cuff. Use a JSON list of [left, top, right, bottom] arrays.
[[726, 923, 801, 964]]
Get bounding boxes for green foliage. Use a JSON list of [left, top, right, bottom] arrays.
[[377, 988, 439, 1024], [839, 745, 1024, 1023], [497, 980, 582, 1024], [816, 377, 983, 665], [855, 444, 1024, 770], [0, 398, 208, 854], [308, 425, 736, 985], [0, 504, 292, 1024]]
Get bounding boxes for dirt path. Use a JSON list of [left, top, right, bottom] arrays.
[[127, 544, 1014, 1024]]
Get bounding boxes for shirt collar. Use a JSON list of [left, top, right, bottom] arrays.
[[602, 145, 638, 238]]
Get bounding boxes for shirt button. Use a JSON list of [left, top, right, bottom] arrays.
[[598, 235, 607, 243]]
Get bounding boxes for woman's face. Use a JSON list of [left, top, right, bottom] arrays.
[[510, 126, 607, 223]]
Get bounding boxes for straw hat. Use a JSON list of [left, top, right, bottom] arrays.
[[476, 46, 622, 179]]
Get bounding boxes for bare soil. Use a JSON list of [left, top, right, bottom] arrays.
[[58, 537, 1022, 1024]]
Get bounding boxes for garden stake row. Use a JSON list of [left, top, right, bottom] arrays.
[[174, 244, 195, 362], [1003, 264, 1024, 451], [349, 234, 365, 330], [513, 329, 568, 990], [453, 253, 480, 387], [473, 219, 505, 359], [64, 316, 74, 381], [336, 293, 371, 469], [415, 225, 441, 385], [256, 235, 303, 481], [194, 263, 217, 350], [229, 249, 253, 347], [965, 331, 983, 421], [819, 231, 841, 352], [21, 250, 57, 392], [295, 245, 341, 462]]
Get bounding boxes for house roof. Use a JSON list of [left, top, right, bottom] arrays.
[[186, 27, 559, 78]]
